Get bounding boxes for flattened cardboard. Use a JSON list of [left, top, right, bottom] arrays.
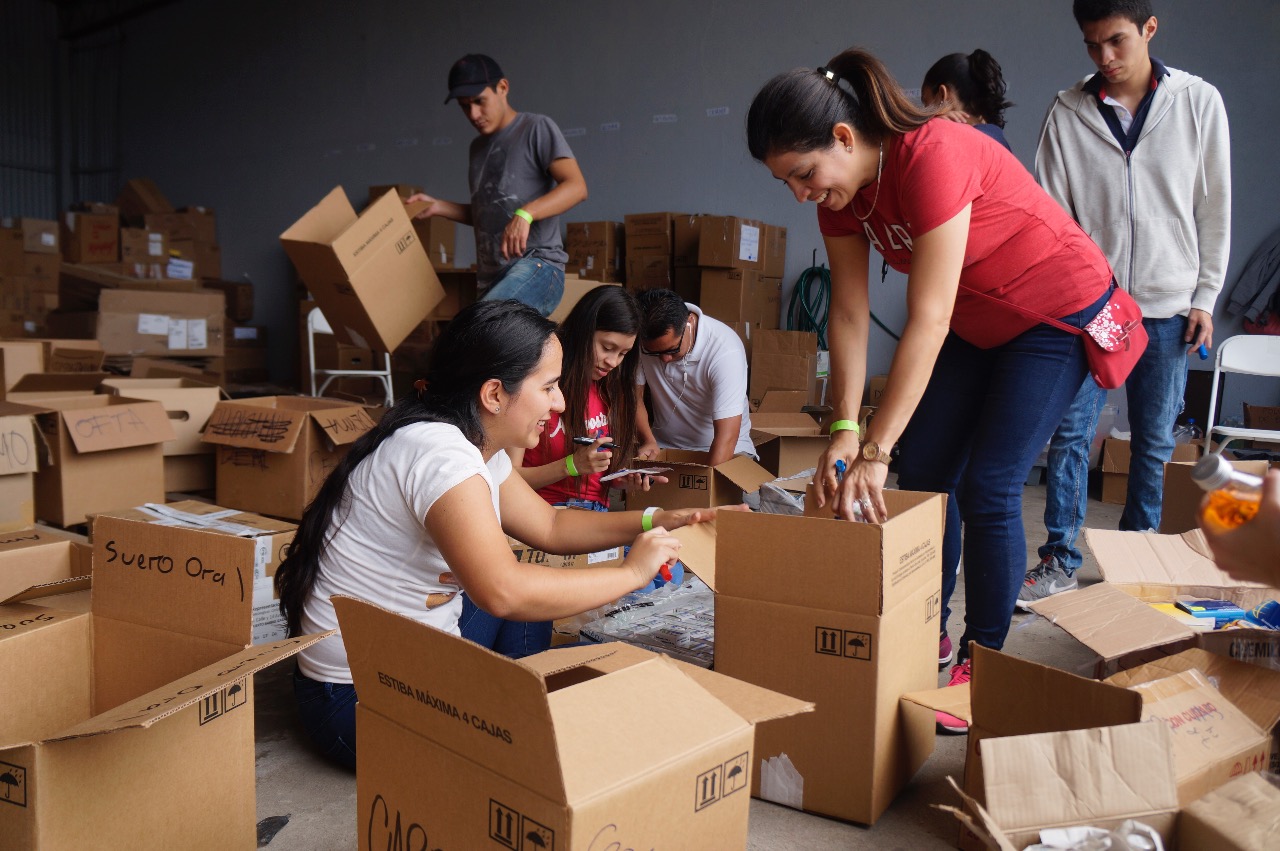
[[1085, 526, 1278, 610], [281, 187, 444, 352], [336, 595, 811, 851], [1029, 582, 1197, 671]]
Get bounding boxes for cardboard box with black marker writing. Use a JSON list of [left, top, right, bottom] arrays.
[[335, 595, 812, 851], [100, 376, 223, 492], [91, 500, 297, 644], [0, 545, 329, 850], [281, 187, 444, 353], [7, 374, 174, 527], [0, 402, 45, 532], [200, 395, 378, 521], [701, 492, 946, 825]]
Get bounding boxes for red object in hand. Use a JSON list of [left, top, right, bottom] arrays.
[[660, 562, 673, 582]]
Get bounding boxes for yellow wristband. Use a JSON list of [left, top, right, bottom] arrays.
[[565, 455, 579, 477], [641, 506, 660, 532], [829, 419, 860, 436], [513, 208, 533, 224]]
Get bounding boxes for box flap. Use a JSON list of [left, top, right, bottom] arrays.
[[1179, 773, 1280, 850], [59, 397, 176, 453], [755, 390, 811, 413], [1029, 582, 1195, 662], [0, 601, 88, 641], [901, 684, 973, 724], [938, 776, 1019, 851], [6, 372, 110, 400], [550, 658, 757, 804], [1, 575, 92, 606], [200, 397, 307, 453], [0, 538, 90, 601], [306, 404, 377, 447], [1107, 647, 1280, 734], [749, 412, 822, 436], [48, 632, 331, 742], [982, 722, 1178, 834], [334, 596, 568, 802], [672, 518, 719, 590], [713, 454, 775, 493], [661, 655, 814, 725], [516, 642, 624, 679], [1085, 528, 1272, 596]]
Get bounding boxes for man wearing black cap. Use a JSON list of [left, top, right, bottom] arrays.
[[407, 54, 587, 316]]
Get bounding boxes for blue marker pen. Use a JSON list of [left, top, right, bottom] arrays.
[[1196, 343, 1209, 360], [835, 459, 847, 481]]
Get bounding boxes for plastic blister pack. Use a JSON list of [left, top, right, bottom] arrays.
[[580, 575, 716, 667]]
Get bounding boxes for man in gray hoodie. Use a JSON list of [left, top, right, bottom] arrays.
[[1019, 0, 1231, 606]]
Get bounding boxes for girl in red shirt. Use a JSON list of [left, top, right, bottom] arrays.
[[747, 48, 1116, 732]]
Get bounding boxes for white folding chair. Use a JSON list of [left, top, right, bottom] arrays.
[[1204, 334, 1280, 455], [306, 305, 394, 407]]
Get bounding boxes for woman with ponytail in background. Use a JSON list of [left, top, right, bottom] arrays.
[[460, 285, 665, 657], [275, 299, 733, 769], [921, 49, 1015, 151], [747, 48, 1116, 733]]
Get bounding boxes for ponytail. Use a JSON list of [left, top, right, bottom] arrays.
[[922, 49, 1014, 129], [748, 47, 931, 161]]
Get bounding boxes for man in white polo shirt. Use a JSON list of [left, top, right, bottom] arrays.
[[634, 289, 754, 465]]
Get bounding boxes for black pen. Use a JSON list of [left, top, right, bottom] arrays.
[[572, 436, 620, 451]]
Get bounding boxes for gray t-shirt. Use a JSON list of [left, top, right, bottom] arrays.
[[468, 112, 573, 286]]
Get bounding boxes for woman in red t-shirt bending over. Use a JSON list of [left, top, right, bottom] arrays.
[[460, 285, 660, 656], [747, 47, 1115, 732]]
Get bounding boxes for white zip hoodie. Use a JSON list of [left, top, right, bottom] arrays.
[[1035, 66, 1231, 319]]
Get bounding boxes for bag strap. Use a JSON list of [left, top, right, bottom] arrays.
[[957, 284, 1083, 336]]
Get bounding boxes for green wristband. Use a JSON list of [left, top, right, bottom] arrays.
[[641, 506, 660, 532], [564, 455, 579, 477], [513, 208, 533, 224], [829, 419, 860, 436]]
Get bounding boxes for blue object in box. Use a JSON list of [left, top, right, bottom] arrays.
[[1175, 598, 1248, 626], [1246, 600, 1280, 630]]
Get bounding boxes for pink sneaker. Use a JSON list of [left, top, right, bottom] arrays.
[[936, 659, 972, 734], [938, 634, 954, 668]]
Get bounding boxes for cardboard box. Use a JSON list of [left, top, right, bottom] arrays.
[[0, 218, 58, 275], [335, 595, 811, 851], [0, 551, 327, 848], [32, 338, 106, 374], [201, 278, 254, 323], [99, 377, 222, 456], [115, 177, 173, 222], [750, 412, 827, 478], [200, 395, 378, 521], [281, 186, 444, 353], [0, 402, 43, 532], [140, 206, 217, 243], [57, 261, 203, 311], [1243, 402, 1280, 450], [168, 238, 222, 279], [754, 390, 815, 414], [547, 276, 618, 324], [624, 253, 673, 291], [566, 220, 624, 277], [18, 380, 175, 527], [92, 500, 297, 644], [1161, 458, 1272, 533], [0, 341, 44, 395], [368, 184, 457, 269], [1179, 772, 1280, 850], [749, 330, 820, 410], [426, 270, 479, 321], [761, 224, 787, 278], [712, 492, 946, 824], [60, 208, 119, 264], [673, 214, 706, 267], [625, 450, 774, 512], [1101, 438, 1201, 504], [163, 453, 215, 492], [865, 374, 888, 407], [0, 528, 90, 604], [118, 228, 168, 266], [71, 288, 226, 357], [507, 528, 624, 571], [698, 216, 763, 271], [624, 211, 686, 237]]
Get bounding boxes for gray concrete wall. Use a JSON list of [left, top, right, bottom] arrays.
[[56, 1, 1280, 415]]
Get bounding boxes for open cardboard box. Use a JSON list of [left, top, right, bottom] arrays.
[[89, 500, 297, 644], [750, 411, 826, 478], [547, 274, 618, 324], [0, 532, 329, 848], [281, 187, 444, 353], [100, 377, 225, 492], [200, 395, 378, 521], [675, 491, 946, 825], [335, 595, 812, 850], [0, 402, 42, 532], [0, 527, 89, 604], [1101, 438, 1201, 504], [624, 449, 774, 512]]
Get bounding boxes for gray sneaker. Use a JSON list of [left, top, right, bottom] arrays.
[[1016, 555, 1077, 610]]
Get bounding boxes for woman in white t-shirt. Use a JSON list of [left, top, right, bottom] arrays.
[[275, 299, 726, 770]]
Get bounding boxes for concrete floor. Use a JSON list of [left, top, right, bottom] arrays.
[[251, 477, 1124, 850]]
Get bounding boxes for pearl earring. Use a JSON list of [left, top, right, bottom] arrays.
[[846, 145, 853, 152], [494, 405, 500, 414]]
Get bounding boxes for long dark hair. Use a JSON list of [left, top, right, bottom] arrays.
[[922, 50, 1014, 129], [554, 285, 641, 482], [275, 299, 557, 637], [747, 47, 933, 161]]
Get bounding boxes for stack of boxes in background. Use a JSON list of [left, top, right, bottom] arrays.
[[697, 216, 785, 359], [565, 220, 624, 282], [0, 218, 61, 336], [624, 211, 687, 295]]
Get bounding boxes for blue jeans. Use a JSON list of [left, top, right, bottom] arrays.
[[1042, 315, 1190, 569], [460, 499, 606, 658], [292, 667, 357, 771], [895, 287, 1109, 660], [481, 257, 565, 317]]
